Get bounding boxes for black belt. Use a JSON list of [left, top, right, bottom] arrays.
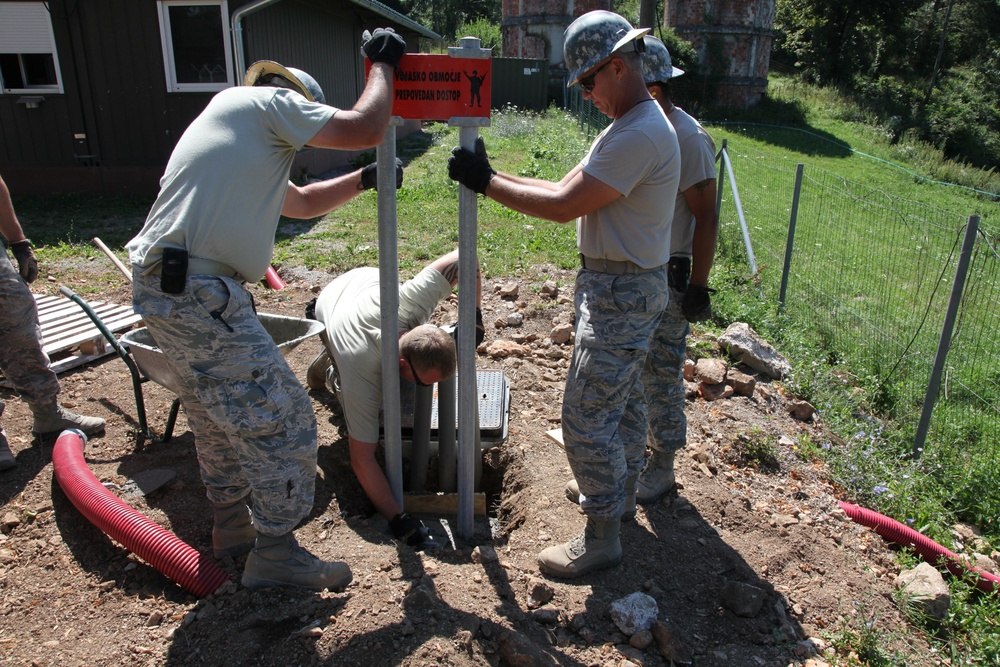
[[580, 254, 666, 275], [148, 257, 242, 280]]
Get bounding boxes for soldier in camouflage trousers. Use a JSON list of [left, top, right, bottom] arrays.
[[448, 11, 681, 578], [1, 175, 105, 472]]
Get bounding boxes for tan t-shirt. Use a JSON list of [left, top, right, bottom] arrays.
[[315, 266, 453, 444], [127, 86, 335, 283], [577, 99, 680, 269]]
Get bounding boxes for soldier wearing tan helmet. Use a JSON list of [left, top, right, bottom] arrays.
[[126, 28, 407, 592], [448, 10, 681, 578]]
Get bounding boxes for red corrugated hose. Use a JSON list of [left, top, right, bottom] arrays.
[[839, 500, 998, 594], [264, 265, 286, 290], [52, 429, 230, 597]]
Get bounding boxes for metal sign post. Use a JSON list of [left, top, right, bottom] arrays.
[[447, 37, 491, 540], [378, 117, 405, 507], [371, 40, 492, 538]]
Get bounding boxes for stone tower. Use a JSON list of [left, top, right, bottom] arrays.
[[665, 0, 774, 108]]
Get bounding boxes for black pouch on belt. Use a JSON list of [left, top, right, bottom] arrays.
[[160, 247, 188, 294], [667, 256, 691, 291]]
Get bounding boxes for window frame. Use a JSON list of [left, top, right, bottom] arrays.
[[0, 1, 64, 94], [156, 0, 234, 93]]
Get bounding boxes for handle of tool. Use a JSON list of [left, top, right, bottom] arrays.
[[92, 237, 133, 283]]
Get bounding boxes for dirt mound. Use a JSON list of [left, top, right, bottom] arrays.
[[0, 268, 931, 666]]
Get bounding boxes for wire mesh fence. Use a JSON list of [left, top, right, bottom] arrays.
[[717, 144, 1000, 526]]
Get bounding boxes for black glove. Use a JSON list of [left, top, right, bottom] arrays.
[[360, 158, 404, 191], [448, 137, 495, 196], [682, 284, 715, 323], [389, 512, 439, 551], [10, 240, 38, 284], [449, 307, 486, 351], [361, 28, 406, 68]]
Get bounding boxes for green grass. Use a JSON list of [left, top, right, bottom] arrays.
[[8, 91, 1000, 665]]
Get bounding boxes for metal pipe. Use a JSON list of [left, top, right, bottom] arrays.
[[231, 0, 282, 82], [409, 384, 433, 491], [437, 375, 457, 492]]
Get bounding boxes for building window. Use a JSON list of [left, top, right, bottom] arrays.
[[0, 2, 63, 94], [157, 0, 234, 92]]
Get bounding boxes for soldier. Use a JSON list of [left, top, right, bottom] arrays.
[[447, 11, 680, 578], [125, 28, 406, 591], [565, 36, 719, 509], [1, 174, 105, 473], [306, 248, 483, 551]]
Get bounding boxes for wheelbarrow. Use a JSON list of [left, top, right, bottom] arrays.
[[59, 286, 324, 443]]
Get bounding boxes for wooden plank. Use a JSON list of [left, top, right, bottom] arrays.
[[41, 312, 143, 356], [31, 293, 141, 374], [404, 493, 487, 516]]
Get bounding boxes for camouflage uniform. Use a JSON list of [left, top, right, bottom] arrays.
[[0, 250, 60, 404], [561, 268, 668, 520], [643, 285, 688, 455], [132, 273, 317, 536]]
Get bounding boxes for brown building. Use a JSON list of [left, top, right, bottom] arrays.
[[0, 0, 437, 197]]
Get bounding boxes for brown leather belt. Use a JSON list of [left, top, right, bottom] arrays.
[[580, 254, 666, 275]]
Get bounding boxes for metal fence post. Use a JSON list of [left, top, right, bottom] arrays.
[[779, 164, 804, 311], [913, 215, 980, 458], [715, 139, 726, 217]]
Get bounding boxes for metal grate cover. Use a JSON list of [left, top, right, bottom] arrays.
[[398, 369, 509, 441]]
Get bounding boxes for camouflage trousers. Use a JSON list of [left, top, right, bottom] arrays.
[[0, 250, 60, 405], [132, 273, 317, 536], [643, 286, 689, 455], [562, 268, 668, 520]]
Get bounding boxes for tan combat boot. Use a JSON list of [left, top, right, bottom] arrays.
[[564, 475, 637, 522], [635, 450, 676, 504], [306, 349, 331, 391], [537, 516, 622, 578], [28, 399, 105, 437], [242, 532, 352, 591], [212, 500, 256, 559], [0, 426, 15, 472]]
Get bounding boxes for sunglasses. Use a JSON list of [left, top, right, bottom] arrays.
[[579, 60, 612, 94], [406, 356, 432, 387]]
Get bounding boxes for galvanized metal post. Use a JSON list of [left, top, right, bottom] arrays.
[[778, 164, 804, 311], [448, 37, 491, 540], [378, 118, 404, 507], [913, 215, 980, 459], [721, 144, 757, 278], [409, 384, 433, 491], [715, 139, 726, 217]]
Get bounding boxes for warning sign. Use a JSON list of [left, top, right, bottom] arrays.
[[367, 54, 491, 121]]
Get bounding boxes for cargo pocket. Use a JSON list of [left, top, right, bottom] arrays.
[[193, 364, 291, 439]]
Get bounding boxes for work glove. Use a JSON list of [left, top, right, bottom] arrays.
[[448, 137, 495, 196], [682, 284, 715, 323], [10, 240, 38, 284], [389, 512, 439, 552], [447, 307, 486, 352], [360, 158, 404, 191], [361, 27, 407, 68]]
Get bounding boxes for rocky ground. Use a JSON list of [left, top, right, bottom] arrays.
[[0, 264, 956, 666]]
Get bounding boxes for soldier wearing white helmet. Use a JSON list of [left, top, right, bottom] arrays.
[[126, 28, 408, 592], [448, 10, 681, 578]]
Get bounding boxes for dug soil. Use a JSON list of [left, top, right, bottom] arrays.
[[0, 265, 941, 666]]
